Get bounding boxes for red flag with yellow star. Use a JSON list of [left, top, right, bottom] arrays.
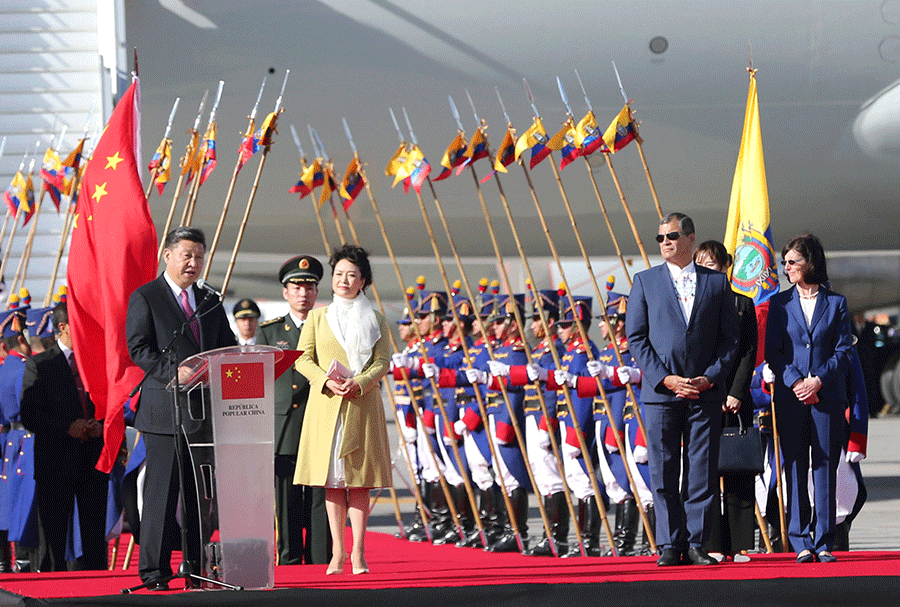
[[67, 77, 158, 473], [220, 361, 265, 400]]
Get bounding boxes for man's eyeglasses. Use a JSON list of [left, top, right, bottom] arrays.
[[655, 231, 682, 243]]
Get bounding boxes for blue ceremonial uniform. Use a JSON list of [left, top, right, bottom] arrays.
[[0, 352, 38, 547]]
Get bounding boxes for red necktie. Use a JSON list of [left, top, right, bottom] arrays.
[[69, 353, 91, 419], [179, 289, 201, 346]]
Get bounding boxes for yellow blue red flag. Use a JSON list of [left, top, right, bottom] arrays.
[[339, 156, 365, 211], [480, 127, 516, 182], [723, 69, 779, 364], [558, 121, 581, 170], [3, 171, 27, 218], [148, 138, 172, 195], [198, 122, 217, 184], [319, 161, 338, 208], [575, 111, 608, 156], [458, 128, 489, 173], [290, 158, 322, 200], [602, 105, 641, 153], [434, 132, 467, 181]]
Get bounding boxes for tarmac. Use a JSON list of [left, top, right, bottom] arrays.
[[369, 411, 900, 553]]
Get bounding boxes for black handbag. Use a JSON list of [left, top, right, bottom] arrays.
[[718, 414, 764, 475]]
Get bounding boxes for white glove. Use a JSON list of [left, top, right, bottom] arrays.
[[554, 369, 574, 388], [617, 366, 642, 384], [442, 432, 454, 446], [465, 368, 488, 385], [846, 450, 864, 463], [401, 425, 418, 444], [586, 360, 613, 379], [633, 445, 649, 464], [762, 363, 775, 384], [421, 362, 439, 379], [536, 428, 551, 449], [391, 353, 412, 369], [526, 363, 548, 382], [487, 361, 511, 377], [453, 419, 467, 437], [562, 442, 581, 459]]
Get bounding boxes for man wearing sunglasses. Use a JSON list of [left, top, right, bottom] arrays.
[[626, 212, 739, 567]]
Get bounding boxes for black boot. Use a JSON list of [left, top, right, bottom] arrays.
[[434, 485, 469, 545], [525, 492, 569, 556], [582, 496, 604, 557], [603, 500, 626, 557], [406, 480, 431, 542], [765, 522, 783, 553], [562, 498, 587, 557], [616, 498, 639, 556], [639, 505, 656, 555], [0, 531, 10, 573], [427, 481, 452, 539], [486, 487, 528, 553], [832, 521, 850, 552], [458, 487, 497, 547]]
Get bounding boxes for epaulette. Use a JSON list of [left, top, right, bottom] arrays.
[[259, 316, 284, 328]]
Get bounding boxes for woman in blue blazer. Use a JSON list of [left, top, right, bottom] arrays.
[[765, 234, 852, 563]]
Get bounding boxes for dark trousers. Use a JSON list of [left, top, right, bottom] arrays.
[[35, 442, 108, 571], [139, 432, 202, 582], [275, 454, 329, 565], [776, 399, 843, 553], [645, 399, 721, 551]]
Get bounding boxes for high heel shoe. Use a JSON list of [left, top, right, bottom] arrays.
[[326, 552, 348, 575], [351, 555, 369, 574]]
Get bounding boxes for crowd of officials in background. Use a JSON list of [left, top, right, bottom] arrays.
[[0, 214, 874, 577]]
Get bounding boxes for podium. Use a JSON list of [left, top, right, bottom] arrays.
[[175, 345, 297, 590]]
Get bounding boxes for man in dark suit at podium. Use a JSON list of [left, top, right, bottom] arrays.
[[256, 254, 329, 565], [126, 227, 236, 589], [626, 213, 739, 567]]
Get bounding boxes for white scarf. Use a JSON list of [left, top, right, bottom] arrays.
[[325, 292, 381, 375]]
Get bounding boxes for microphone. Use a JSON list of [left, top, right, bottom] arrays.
[[195, 278, 224, 300]]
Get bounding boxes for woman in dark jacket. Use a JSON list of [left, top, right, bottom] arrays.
[[694, 240, 757, 562]]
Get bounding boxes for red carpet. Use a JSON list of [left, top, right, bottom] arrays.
[[0, 531, 898, 599]]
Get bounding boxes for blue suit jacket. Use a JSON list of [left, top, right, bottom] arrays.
[[626, 264, 739, 404], [765, 286, 852, 404]]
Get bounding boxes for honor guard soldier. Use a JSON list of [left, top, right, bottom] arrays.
[[256, 254, 329, 565], [430, 293, 500, 547], [499, 287, 568, 556], [0, 304, 38, 571], [543, 296, 605, 556], [232, 298, 261, 345], [392, 290, 453, 539], [467, 294, 531, 553], [575, 289, 653, 556], [419, 294, 476, 545]]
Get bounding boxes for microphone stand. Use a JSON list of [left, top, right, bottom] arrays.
[[122, 290, 243, 593]]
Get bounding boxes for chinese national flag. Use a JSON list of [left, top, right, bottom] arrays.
[[220, 362, 265, 400], [67, 77, 158, 473]]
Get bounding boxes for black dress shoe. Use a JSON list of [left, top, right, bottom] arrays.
[[656, 547, 683, 566], [796, 550, 815, 564], [817, 551, 837, 563], [685, 546, 718, 565], [147, 581, 169, 592]]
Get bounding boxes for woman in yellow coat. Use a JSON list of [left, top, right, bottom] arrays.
[[294, 244, 391, 575]]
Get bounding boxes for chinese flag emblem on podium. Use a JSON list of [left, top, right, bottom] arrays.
[[220, 362, 265, 399]]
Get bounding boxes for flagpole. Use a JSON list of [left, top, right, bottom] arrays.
[[769, 387, 789, 551], [183, 80, 224, 227], [612, 61, 664, 219], [9, 151, 45, 299], [221, 71, 288, 294], [158, 90, 208, 262], [495, 91, 622, 550], [510, 93, 658, 548], [309, 127, 348, 246], [43, 164, 86, 306], [146, 97, 180, 199], [0, 137, 9, 259], [402, 107, 554, 553], [289, 124, 330, 257], [462, 124, 584, 557], [360, 120, 486, 545], [202, 78, 266, 281], [601, 153, 651, 267]]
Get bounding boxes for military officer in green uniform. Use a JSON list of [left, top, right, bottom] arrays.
[[256, 254, 330, 565]]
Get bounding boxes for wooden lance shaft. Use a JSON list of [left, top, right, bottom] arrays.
[[157, 167, 189, 263], [0, 207, 22, 289], [361, 167, 494, 546], [463, 154, 584, 556], [421, 174, 557, 552], [520, 159, 657, 552], [356, 166, 469, 543], [768, 385, 789, 551], [345, 200, 486, 545], [10, 185, 49, 298], [180, 162, 202, 226], [484, 154, 618, 553], [553, 153, 632, 287], [632, 125, 665, 220], [600, 153, 651, 268], [44, 177, 83, 306], [145, 164, 160, 199]]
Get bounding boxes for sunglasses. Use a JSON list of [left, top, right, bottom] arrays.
[[655, 231, 682, 243], [782, 258, 804, 266]]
